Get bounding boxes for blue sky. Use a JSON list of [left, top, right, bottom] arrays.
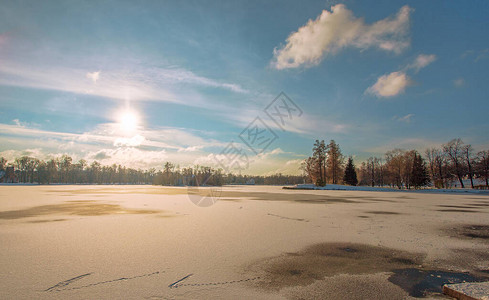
[[0, 0, 488, 175]]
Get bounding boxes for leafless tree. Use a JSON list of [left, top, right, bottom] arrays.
[[425, 147, 450, 188], [385, 149, 405, 189], [443, 138, 466, 188], [326, 140, 344, 184], [476, 150, 489, 186], [463, 144, 475, 188]]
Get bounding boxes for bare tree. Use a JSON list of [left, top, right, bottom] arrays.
[[443, 138, 466, 188], [385, 149, 405, 189], [326, 140, 344, 184], [476, 150, 489, 186], [402, 150, 416, 189], [425, 148, 438, 185], [366, 157, 376, 187], [374, 157, 384, 186], [425, 147, 451, 188], [46, 159, 57, 184], [312, 140, 327, 186], [358, 161, 369, 186], [463, 144, 475, 188], [15, 156, 30, 183]]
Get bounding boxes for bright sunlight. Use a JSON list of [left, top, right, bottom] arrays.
[[117, 109, 140, 133]]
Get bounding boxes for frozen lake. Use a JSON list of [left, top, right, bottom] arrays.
[[1, 185, 488, 299]]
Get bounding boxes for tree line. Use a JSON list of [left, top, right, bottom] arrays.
[[1, 137, 487, 189], [0, 155, 305, 186], [301, 138, 489, 189]]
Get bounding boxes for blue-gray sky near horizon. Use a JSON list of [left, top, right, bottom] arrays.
[[0, 0, 488, 175]]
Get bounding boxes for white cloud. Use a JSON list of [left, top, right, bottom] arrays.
[[114, 135, 146, 147], [453, 78, 465, 87], [177, 145, 204, 152], [261, 158, 304, 176], [0, 148, 47, 161], [12, 119, 22, 127], [0, 119, 308, 174], [367, 71, 411, 97], [192, 146, 306, 176], [272, 4, 412, 69], [285, 159, 303, 166], [393, 113, 414, 123], [86, 71, 100, 83], [0, 121, 225, 168], [87, 147, 168, 169], [367, 54, 435, 98], [256, 148, 285, 160], [408, 54, 436, 72]]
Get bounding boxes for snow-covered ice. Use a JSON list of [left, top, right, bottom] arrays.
[[0, 185, 488, 299]]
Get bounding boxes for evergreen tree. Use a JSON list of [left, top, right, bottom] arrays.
[[410, 152, 430, 189], [343, 156, 358, 186]]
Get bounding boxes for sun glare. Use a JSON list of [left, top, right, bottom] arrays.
[[117, 109, 140, 133]]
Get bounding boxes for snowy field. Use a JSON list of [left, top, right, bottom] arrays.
[[1, 185, 489, 299]]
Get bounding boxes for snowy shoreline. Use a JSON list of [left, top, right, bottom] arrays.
[[284, 183, 489, 195]]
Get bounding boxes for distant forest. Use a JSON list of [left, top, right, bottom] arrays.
[[302, 138, 489, 189], [1, 137, 488, 189], [0, 157, 304, 186]]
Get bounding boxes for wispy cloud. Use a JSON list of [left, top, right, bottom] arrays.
[[408, 54, 436, 72], [461, 48, 489, 62], [365, 137, 443, 156], [0, 60, 248, 105], [215, 102, 350, 138], [453, 78, 465, 87], [272, 4, 412, 69], [393, 113, 414, 123]]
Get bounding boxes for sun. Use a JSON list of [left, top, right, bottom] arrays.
[[117, 109, 140, 133]]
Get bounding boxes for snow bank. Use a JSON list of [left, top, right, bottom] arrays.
[[287, 184, 489, 195]]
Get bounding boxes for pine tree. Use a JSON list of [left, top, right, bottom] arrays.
[[343, 156, 358, 186], [410, 152, 430, 189]]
